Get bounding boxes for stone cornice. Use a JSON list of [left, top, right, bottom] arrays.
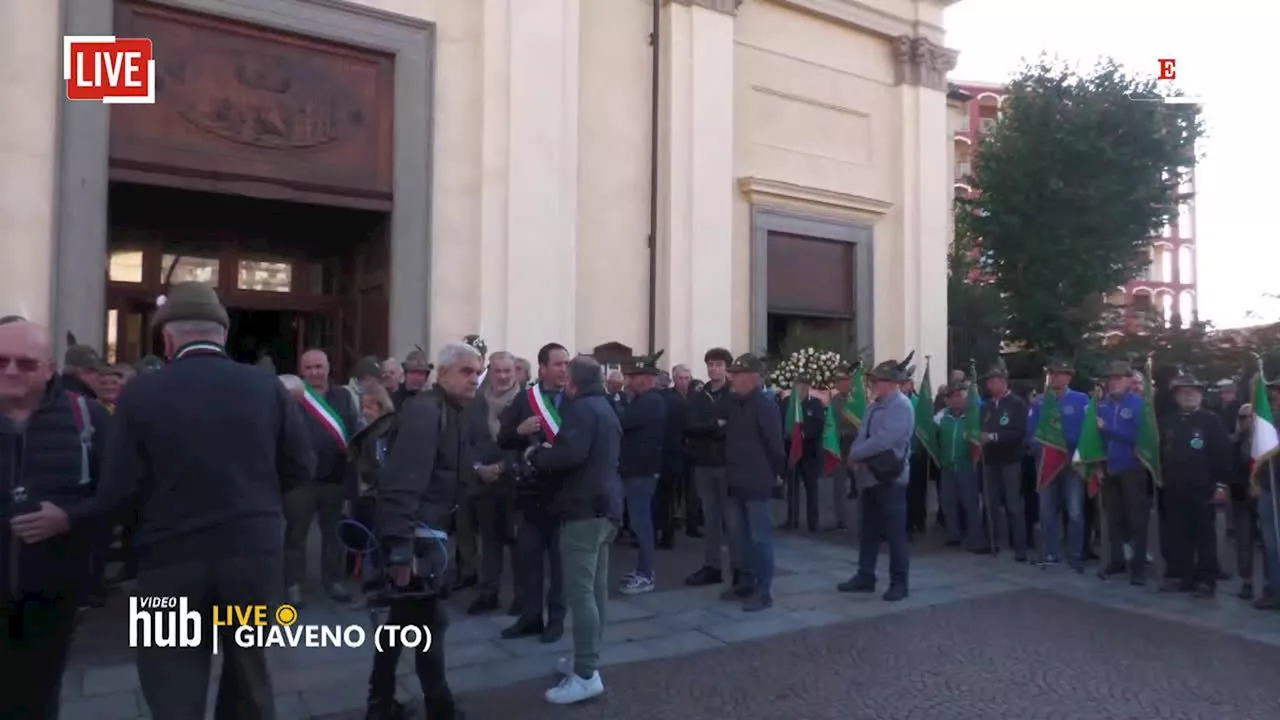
[[893, 36, 959, 92], [671, 0, 743, 15], [766, 0, 946, 43], [738, 176, 893, 217]]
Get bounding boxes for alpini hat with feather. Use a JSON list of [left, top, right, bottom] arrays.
[[1046, 357, 1075, 374], [403, 345, 432, 373], [151, 282, 229, 330], [625, 349, 664, 376], [1170, 370, 1207, 390], [1104, 360, 1134, 378], [869, 351, 914, 382]]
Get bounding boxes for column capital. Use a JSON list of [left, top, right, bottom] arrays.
[[892, 35, 959, 92], [671, 0, 742, 16]]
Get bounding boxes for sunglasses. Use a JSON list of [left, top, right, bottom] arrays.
[[0, 356, 42, 372]]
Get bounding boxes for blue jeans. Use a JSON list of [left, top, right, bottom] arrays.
[[1258, 487, 1280, 590], [856, 482, 909, 587], [940, 466, 983, 548], [727, 497, 774, 594], [624, 475, 658, 577], [1040, 468, 1084, 560]]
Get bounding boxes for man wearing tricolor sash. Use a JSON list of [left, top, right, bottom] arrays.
[[496, 342, 571, 643], [286, 348, 361, 606], [1157, 371, 1231, 597]]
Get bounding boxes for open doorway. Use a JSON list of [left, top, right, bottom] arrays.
[[227, 310, 299, 374]]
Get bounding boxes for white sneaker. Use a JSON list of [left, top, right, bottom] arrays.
[[554, 656, 573, 676], [544, 671, 604, 704], [620, 574, 655, 595]]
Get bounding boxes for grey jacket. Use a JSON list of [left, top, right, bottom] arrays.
[[848, 389, 915, 488]]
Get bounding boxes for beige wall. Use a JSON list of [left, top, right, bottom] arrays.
[[2, 0, 958, 377]]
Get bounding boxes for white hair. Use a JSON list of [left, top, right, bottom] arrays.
[[490, 350, 515, 364], [437, 341, 481, 369], [164, 320, 226, 344], [278, 374, 305, 393], [672, 364, 691, 376]]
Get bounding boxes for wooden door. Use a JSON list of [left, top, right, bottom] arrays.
[[105, 292, 155, 364], [336, 220, 391, 378]]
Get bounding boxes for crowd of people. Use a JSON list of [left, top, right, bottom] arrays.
[[2, 282, 1278, 720]]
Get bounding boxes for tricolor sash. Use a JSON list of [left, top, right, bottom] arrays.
[[528, 386, 562, 443], [303, 385, 348, 450]]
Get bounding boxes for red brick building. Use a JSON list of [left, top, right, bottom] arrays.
[[951, 81, 1198, 336]]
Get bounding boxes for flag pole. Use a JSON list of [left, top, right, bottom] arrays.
[[1254, 353, 1280, 574], [1036, 368, 1050, 568], [1145, 353, 1163, 580]]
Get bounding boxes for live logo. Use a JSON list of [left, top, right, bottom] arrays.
[[63, 35, 155, 104]]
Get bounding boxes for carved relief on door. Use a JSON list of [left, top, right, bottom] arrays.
[[110, 0, 395, 207]]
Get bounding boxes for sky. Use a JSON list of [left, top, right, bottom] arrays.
[[945, 0, 1278, 328]]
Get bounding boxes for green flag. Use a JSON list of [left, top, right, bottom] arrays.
[[1075, 396, 1107, 497], [913, 359, 940, 465], [1034, 379, 1071, 491], [821, 404, 841, 474], [964, 361, 983, 465], [844, 364, 868, 428], [1135, 356, 1162, 487]]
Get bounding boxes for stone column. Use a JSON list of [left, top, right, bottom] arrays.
[[501, 0, 581, 357], [893, 35, 957, 372], [657, 0, 736, 365], [0, 0, 65, 325]]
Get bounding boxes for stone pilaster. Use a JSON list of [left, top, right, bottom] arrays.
[[502, 0, 581, 356], [656, 0, 735, 364], [892, 35, 956, 371]]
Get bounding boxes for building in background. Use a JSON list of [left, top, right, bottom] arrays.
[[950, 80, 1199, 337]]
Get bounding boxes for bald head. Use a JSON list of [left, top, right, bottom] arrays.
[[300, 349, 331, 391], [0, 320, 54, 405]]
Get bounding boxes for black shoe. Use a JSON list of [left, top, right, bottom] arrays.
[[467, 593, 500, 615], [1253, 592, 1280, 610], [540, 619, 564, 643], [507, 600, 521, 616], [685, 527, 704, 539], [365, 698, 410, 720], [742, 593, 773, 612], [970, 546, 994, 555], [451, 574, 478, 592], [837, 576, 876, 593], [658, 532, 675, 550], [684, 566, 723, 587], [1097, 562, 1127, 578], [1217, 569, 1231, 582], [1191, 583, 1215, 599], [1014, 553, 1028, 563], [1083, 549, 1101, 562], [882, 585, 908, 602], [1238, 582, 1254, 600], [500, 617, 544, 640], [1159, 578, 1188, 593], [1129, 572, 1146, 587], [944, 540, 962, 548]]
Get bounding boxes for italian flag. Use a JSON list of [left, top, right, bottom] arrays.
[[820, 404, 841, 473], [528, 386, 562, 443], [302, 385, 348, 450], [1034, 380, 1069, 491], [1251, 361, 1279, 489], [912, 359, 939, 466], [1075, 396, 1107, 497], [787, 386, 805, 467]]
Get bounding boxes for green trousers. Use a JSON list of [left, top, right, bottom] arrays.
[[560, 517, 616, 676]]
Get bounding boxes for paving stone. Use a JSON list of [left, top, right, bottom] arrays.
[[60, 690, 138, 720], [81, 662, 139, 696], [770, 571, 844, 596], [601, 617, 685, 645], [299, 681, 368, 717], [490, 631, 572, 658], [273, 659, 362, 694], [446, 639, 515, 669], [622, 585, 723, 614], [699, 613, 810, 644], [447, 653, 559, 694]]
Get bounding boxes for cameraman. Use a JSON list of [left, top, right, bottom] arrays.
[[369, 342, 482, 720]]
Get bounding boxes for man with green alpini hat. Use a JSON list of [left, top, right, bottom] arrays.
[[97, 281, 316, 718]]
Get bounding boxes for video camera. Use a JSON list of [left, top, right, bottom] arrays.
[[338, 501, 452, 608]]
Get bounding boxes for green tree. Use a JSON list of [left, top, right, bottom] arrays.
[[947, 209, 1004, 371], [960, 57, 1204, 364]]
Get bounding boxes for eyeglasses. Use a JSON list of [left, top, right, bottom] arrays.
[[0, 356, 42, 372]]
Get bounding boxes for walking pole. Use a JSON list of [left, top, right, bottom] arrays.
[[982, 459, 999, 557]]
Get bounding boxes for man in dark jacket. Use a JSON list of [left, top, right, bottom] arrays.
[[98, 282, 316, 720], [978, 361, 1029, 560], [371, 341, 482, 720], [527, 356, 622, 705], [722, 354, 786, 611], [781, 373, 825, 531], [657, 366, 690, 548], [497, 342, 570, 642], [288, 348, 360, 605], [617, 353, 667, 595], [1158, 372, 1232, 597], [1, 319, 110, 719], [683, 347, 738, 587], [61, 337, 107, 400], [463, 351, 522, 615]]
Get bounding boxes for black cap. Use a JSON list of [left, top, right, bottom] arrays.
[[354, 356, 383, 380], [1046, 358, 1076, 374], [1170, 372, 1207, 390], [1104, 361, 1134, 378]]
